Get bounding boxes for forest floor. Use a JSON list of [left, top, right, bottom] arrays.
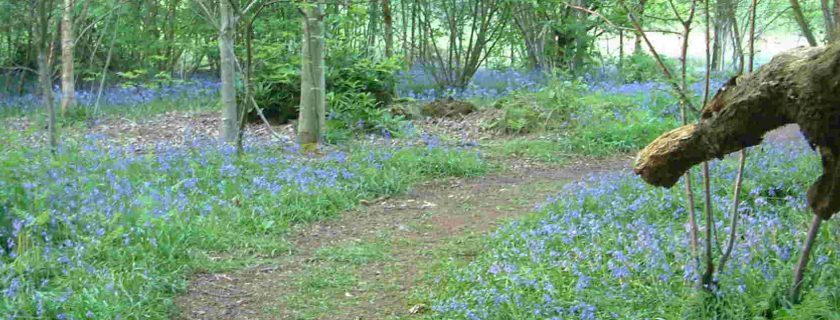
[[174, 154, 631, 319], [21, 108, 800, 319], [161, 105, 803, 319]]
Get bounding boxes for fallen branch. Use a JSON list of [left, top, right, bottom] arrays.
[[635, 43, 840, 302]]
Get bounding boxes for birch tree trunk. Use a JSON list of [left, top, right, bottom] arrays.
[[298, 1, 326, 145], [219, 0, 238, 143], [711, 0, 732, 71], [60, 0, 75, 116], [789, 0, 818, 46]]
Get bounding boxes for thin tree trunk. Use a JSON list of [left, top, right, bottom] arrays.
[[409, 0, 417, 67], [723, 0, 744, 73], [700, 0, 715, 290], [366, 0, 379, 57], [834, 0, 840, 43], [164, 0, 181, 71], [719, 0, 757, 275], [60, 0, 75, 116], [40, 50, 56, 152], [383, 0, 393, 58], [790, 0, 818, 46], [237, 19, 255, 154], [382, 0, 395, 100], [317, 7, 325, 138], [94, 14, 119, 115], [791, 216, 822, 302], [219, 0, 238, 143], [677, 0, 700, 260], [618, 29, 624, 71], [634, 0, 647, 55], [399, 0, 409, 66], [39, 0, 57, 153], [820, 0, 835, 42], [298, 1, 326, 145]]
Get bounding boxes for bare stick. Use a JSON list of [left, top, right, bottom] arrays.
[[790, 216, 822, 302], [699, 0, 715, 291], [675, 0, 700, 259], [93, 13, 120, 116], [562, 2, 633, 32], [621, 6, 699, 113], [719, 0, 757, 275], [748, 0, 756, 74], [718, 149, 746, 273]]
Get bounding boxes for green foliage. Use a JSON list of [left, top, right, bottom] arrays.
[[327, 90, 407, 136], [500, 104, 542, 134], [253, 46, 402, 129], [487, 78, 678, 159], [566, 91, 676, 156], [488, 80, 584, 134], [621, 53, 669, 83]]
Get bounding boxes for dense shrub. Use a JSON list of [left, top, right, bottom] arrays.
[[326, 90, 408, 142], [253, 48, 401, 125], [620, 53, 671, 83]]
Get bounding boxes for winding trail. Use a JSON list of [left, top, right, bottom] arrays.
[[173, 125, 804, 320], [175, 156, 630, 319]]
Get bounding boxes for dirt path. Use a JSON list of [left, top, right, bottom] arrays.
[[175, 156, 631, 320]]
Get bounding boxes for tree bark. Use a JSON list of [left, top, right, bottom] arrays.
[[383, 0, 393, 58], [726, 0, 744, 73], [219, 0, 238, 143], [633, 0, 647, 55], [39, 50, 56, 152], [635, 44, 840, 222], [409, 0, 417, 67], [298, 1, 326, 145], [618, 29, 624, 71], [512, 2, 547, 70], [711, 0, 732, 71], [38, 0, 57, 152], [60, 0, 75, 116], [820, 0, 835, 42], [834, 0, 840, 43], [366, 0, 379, 57], [790, 0, 818, 46]]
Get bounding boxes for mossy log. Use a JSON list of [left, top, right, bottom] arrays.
[[634, 43, 840, 220]]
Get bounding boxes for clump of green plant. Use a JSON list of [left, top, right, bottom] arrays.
[[490, 98, 543, 134], [253, 46, 402, 125], [619, 53, 678, 83], [326, 77, 408, 138], [488, 80, 586, 134]]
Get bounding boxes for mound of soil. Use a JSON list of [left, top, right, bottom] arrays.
[[421, 98, 476, 118]]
